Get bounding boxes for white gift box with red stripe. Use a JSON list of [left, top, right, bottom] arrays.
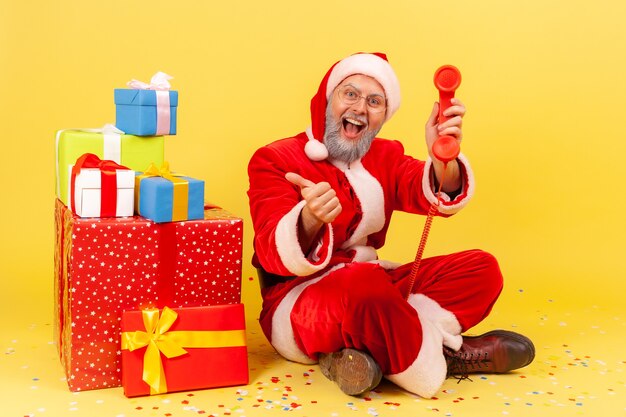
[[68, 153, 135, 218]]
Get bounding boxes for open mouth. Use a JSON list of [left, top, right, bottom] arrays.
[[342, 117, 366, 140]]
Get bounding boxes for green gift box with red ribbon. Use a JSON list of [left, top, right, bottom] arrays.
[[56, 125, 164, 206]]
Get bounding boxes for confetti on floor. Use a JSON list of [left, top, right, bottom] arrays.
[[1, 294, 624, 417]]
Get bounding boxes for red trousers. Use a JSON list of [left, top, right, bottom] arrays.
[[262, 249, 503, 378]]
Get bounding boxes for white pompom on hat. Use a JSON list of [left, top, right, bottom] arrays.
[[306, 52, 401, 161]]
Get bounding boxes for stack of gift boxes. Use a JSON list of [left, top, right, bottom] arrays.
[[53, 72, 249, 397]]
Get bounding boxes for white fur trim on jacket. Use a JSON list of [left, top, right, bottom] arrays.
[[330, 159, 386, 250], [369, 259, 402, 270], [351, 245, 378, 263], [270, 265, 345, 364], [422, 153, 475, 215], [275, 200, 334, 276]]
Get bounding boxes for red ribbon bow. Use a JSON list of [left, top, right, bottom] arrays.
[[70, 153, 129, 217]]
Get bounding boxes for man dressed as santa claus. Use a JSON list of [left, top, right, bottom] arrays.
[[247, 52, 534, 398]]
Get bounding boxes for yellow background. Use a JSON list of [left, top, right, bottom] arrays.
[[1, 1, 625, 416]]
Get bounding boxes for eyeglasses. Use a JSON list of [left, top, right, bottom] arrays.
[[336, 85, 386, 113]]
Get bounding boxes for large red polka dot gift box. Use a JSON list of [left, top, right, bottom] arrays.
[[53, 199, 243, 392]]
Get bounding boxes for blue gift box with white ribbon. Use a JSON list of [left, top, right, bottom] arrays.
[[115, 89, 178, 136], [115, 72, 178, 136]]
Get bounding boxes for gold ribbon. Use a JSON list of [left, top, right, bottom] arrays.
[[121, 306, 246, 395], [135, 162, 189, 221]]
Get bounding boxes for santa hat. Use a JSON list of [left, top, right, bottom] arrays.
[[305, 52, 401, 161]]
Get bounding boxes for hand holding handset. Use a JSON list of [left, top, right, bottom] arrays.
[[405, 65, 462, 300], [432, 65, 462, 164]]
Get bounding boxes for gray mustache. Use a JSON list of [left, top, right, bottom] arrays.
[[342, 112, 368, 126]]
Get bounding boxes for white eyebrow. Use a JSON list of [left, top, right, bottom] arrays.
[[342, 82, 385, 98]]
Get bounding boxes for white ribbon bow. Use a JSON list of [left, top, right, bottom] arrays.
[[127, 71, 173, 91], [125, 72, 174, 135]]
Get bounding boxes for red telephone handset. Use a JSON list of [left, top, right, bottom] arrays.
[[432, 65, 462, 164], [405, 65, 463, 300]]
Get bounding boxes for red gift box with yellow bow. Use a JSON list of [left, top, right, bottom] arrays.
[[121, 304, 249, 397]]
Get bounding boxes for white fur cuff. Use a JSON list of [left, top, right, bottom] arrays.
[[385, 317, 447, 398], [275, 200, 333, 276], [386, 294, 463, 398], [408, 294, 463, 351], [422, 153, 475, 215]]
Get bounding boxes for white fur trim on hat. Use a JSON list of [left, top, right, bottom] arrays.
[[326, 53, 401, 121], [304, 126, 328, 161]]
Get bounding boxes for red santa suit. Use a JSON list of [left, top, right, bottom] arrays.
[[247, 53, 503, 398]]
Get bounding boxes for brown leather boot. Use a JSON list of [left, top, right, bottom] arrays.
[[318, 348, 383, 396], [445, 330, 535, 381]]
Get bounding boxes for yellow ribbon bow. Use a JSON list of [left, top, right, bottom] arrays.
[[135, 162, 189, 221], [121, 306, 246, 395]]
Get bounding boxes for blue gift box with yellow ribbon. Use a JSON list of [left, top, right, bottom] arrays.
[[135, 163, 204, 223]]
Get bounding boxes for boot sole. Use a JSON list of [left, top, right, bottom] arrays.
[[318, 349, 383, 396]]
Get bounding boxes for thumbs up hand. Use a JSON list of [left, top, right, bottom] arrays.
[[286, 172, 342, 225]]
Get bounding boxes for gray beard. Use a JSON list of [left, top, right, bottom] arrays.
[[323, 105, 380, 163]]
